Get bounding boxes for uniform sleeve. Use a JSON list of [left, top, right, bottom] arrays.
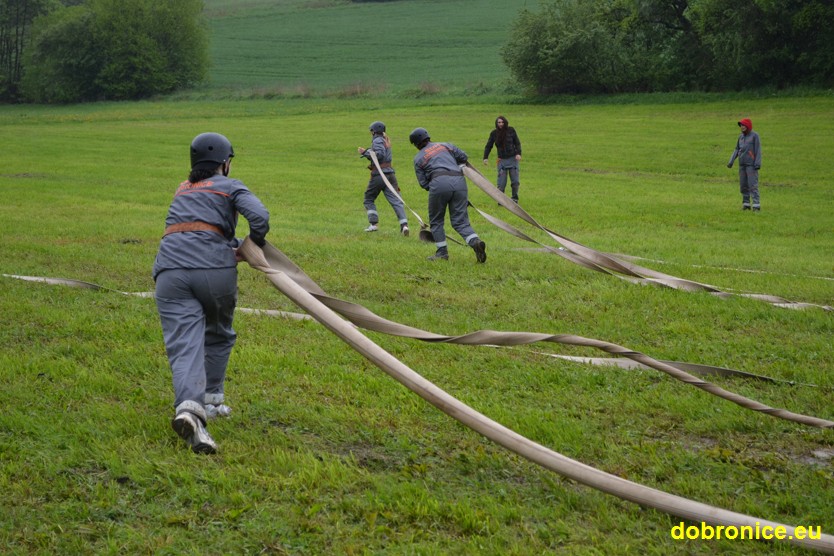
[[371, 136, 387, 158], [232, 185, 270, 243], [413, 157, 429, 190], [728, 136, 740, 167], [446, 143, 468, 164]]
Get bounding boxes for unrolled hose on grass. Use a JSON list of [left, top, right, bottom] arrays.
[[238, 237, 834, 554], [239, 241, 834, 430]]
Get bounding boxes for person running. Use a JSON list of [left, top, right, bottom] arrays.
[[727, 117, 762, 211], [153, 132, 270, 454], [482, 115, 523, 203], [358, 121, 409, 235], [409, 127, 486, 263]]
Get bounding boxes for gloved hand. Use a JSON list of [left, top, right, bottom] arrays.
[[250, 234, 266, 247]]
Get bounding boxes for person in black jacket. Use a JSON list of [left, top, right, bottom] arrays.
[[482, 115, 522, 203]]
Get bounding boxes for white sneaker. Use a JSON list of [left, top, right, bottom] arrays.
[[365, 224, 378, 232], [172, 412, 217, 454], [401, 225, 409, 237], [206, 403, 232, 419]]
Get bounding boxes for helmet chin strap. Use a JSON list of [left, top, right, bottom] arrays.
[[222, 161, 231, 177]]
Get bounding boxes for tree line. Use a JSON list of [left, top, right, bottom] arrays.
[[501, 0, 834, 94], [0, 0, 206, 103], [2, 0, 832, 104]]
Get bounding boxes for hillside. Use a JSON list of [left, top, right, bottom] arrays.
[[202, 0, 526, 95]]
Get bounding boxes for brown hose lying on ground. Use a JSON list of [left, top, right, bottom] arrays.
[[239, 237, 834, 554], [461, 163, 832, 311], [238, 242, 833, 429]]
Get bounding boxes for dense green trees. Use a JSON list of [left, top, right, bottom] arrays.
[[0, 0, 55, 101], [502, 0, 834, 94], [2, 0, 207, 103]]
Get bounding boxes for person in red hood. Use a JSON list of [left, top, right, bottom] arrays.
[[727, 117, 762, 211]]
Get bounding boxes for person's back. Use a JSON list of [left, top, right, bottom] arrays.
[[409, 127, 486, 263], [153, 173, 268, 278], [413, 141, 468, 190], [154, 132, 270, 454]]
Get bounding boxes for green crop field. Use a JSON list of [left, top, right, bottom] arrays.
[[201, 0, 525, 95]]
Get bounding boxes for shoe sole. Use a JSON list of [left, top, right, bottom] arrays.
[[172, 415, 217, 455], [172, 415, 195, 440], [473, 240, 487, 263], [190, 441, 217, 455]]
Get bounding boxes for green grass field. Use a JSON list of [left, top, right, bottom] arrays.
[[0, 94, 832, 554], [1, 1, 833, 553]]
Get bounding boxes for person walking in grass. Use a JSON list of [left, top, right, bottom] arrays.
[[358, 121, 409, 236], [153, 132, 270, 454], [409, 127, 487, 263], [727, 117, 762, 211], [482, 115, 523, 203]]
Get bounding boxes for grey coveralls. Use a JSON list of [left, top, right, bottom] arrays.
[[413, 142, 480, 250], [362, 135, 407, 227], [153, 174, 269, 421], [728, 130, 762, 209]]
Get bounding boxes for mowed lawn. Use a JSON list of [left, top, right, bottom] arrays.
[[0, 95, 832, 554]]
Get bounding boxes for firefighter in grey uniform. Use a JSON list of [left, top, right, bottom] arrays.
[[358, 121, 409, 235], [409, 127, 487, 263], [153, 132, 270, 454], [727, 117, 762, 211]]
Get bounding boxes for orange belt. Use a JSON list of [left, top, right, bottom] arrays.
[[164, 221, 224, 236]]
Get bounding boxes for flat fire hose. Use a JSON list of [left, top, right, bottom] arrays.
[[5, 273, 818, 390], [3, 272, 819, 389], [461, 163, 833, 312], [238, 240, 833, 429], [238, 238, 833, 554]]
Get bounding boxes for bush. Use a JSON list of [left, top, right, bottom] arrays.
[[502, 0, 834, 95], [20, 0, 208, 103]]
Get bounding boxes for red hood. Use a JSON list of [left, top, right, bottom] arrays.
[[738, 118, 753, 132]]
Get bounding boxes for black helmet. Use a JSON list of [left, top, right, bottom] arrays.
[[369, 121, 386, 134], [409, 127, 430, 147], [190, 132, 234, 169]]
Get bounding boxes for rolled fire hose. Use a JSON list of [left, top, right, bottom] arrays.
[[241, 242, 834, 429], [461, 163, 833, 312], [238, 238, 834, 554]]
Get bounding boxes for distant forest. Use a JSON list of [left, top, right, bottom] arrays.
[[2, 0, 831, 103]]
